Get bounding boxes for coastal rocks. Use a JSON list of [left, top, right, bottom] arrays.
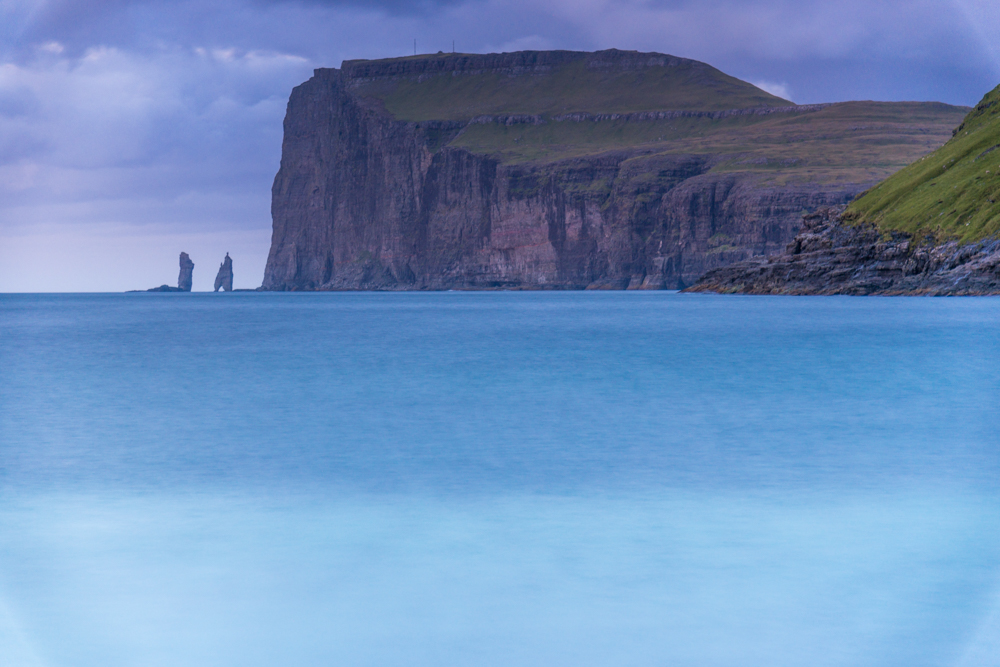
[[214, 253, 233, 292], [141, 252, 194, 292], [686, 208, 1000, 295]]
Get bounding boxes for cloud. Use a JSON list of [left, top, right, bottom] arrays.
[[0, 41, 311, 290], [951, 0, 1000, 74], [492, 35, 556, 53], [255, 0, 470, 15], [0, 43, 310, 199], [751, 80, 792, 103]]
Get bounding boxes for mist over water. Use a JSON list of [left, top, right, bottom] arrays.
[[1, 292, 998, 667]]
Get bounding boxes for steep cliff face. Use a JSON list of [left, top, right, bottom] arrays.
[[263, 50, 965, 290], [265, 68, 431, 289]]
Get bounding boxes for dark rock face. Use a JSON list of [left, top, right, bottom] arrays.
[[686, 208, 1000, 295], [262, 68, 866, 291], [214, 253, 233, 292], [178, 252, 194, 291]]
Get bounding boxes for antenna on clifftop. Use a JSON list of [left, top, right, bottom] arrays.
[[453, 40, 455, 53], [413, 39, 416, 56]]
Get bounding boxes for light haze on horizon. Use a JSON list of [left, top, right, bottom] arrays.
[[1, 0, 999, 291]]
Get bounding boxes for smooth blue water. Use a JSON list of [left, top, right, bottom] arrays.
[[1, 292, 998, 667]]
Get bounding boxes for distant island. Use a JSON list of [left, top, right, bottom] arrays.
[[261, 49, 967, 291]]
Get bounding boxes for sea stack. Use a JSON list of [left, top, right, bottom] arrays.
[[138, 251, 194, 292], [178, 252, 194, 291], [214, 253, 233, 292]]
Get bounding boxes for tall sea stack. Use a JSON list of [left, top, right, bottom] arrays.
[[214, 253, 233, 292], [178, 252, 194, 291]]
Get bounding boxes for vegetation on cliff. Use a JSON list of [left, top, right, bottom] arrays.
[[451, 101, 964, 183], [846, 85, 1000, 242], [347, 51, 967, 187], [349, 50, 790, 120]]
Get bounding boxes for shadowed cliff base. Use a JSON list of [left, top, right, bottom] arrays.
[[685, 208, 1000, 295], [262, 49, 968, 291]]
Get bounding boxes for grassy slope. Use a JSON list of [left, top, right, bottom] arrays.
[[846, 85, 1000, 242], [352, 54, 790, 121]]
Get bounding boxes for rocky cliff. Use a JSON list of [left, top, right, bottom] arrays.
[[688, 83, 1000, 296], [263, 50, 967, 290], [686, 208, 1000, 295]]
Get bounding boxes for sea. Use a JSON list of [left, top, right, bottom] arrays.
[[1, 291, 998, 667]]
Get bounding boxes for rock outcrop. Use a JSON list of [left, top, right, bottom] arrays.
[[262, 51, 965, 291], [139, 252, 194, 292], [178, 252, 194, 291], [686, 208, 1000, 295], [214, 253, 233, 292]]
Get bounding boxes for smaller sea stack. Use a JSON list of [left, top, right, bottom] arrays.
[[214, 253, 233, 292]]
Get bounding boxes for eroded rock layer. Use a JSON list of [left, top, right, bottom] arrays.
[[686, 208, 1000, 295]]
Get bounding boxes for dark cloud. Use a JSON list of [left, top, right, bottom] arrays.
[[6, 0, 998, 102], [251, 0, 469, 15]]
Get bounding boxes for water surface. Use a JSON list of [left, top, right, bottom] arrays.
[[1, 292, 998, 666]]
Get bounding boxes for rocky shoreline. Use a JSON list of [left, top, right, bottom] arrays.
[[685, 208, 1000, 295]]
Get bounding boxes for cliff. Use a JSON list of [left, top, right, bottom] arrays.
[[686, 208, 1000, 295], [263, 50, 967, 290], [688, 84, 1000, 295]]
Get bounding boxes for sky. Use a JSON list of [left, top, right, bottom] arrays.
[[1, 0, 999, 291]]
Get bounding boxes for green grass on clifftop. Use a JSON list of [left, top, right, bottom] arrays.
[[846, 85, 1000, 242], [351, 52, 790, 120]]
